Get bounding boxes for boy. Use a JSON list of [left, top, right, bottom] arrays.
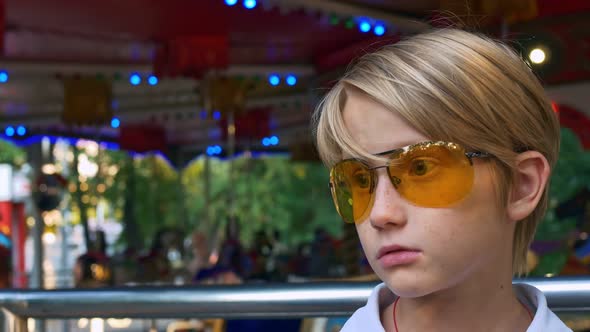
[[313, 29, 571, 331]]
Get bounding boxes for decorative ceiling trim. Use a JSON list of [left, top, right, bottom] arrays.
[[266, 0, 431, 33]]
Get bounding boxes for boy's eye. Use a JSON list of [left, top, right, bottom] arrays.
[[352, 171, 371, 188], [409, 159, 437, 177]]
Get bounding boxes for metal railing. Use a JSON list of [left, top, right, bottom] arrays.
[[1, 277, 590, 332]]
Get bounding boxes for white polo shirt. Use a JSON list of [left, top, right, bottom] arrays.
[[340, 283, 572, 332]]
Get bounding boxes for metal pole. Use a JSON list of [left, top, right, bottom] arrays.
[[2, 278, 590, 320], [27, 141, 46, 332], [227, 110, 236, 221], [25, 143, 43, 290], [35, 138, 48, 332], [204, 155, 211, 230]]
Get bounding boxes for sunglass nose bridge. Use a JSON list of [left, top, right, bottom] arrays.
[[371, 172, 401, 192]]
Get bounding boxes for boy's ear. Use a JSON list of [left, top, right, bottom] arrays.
[[506, 151, 551, 223]]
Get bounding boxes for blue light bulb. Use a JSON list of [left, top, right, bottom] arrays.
[[111, 118, 121, 129], [16, 126, 26, 136], [5, 126, 15, 137], [0, 71, 8, 83], [262, 137, 270, 146], [374, 25, 386, 36], [225, 0, 238, 5], [130, 73, 141, 85], [286, 75, 297, 86], [244, 0, 256, 9], [269, 74, 280, 86], [359, 21, 371, 33], [148, 75, 158, 85], [270, 136, 279, 145]]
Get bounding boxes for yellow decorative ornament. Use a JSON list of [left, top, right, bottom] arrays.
[[203, 77, 250, 115], [63, 78, 112, 126]]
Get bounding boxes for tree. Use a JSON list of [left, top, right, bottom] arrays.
[[0, 139, 25, 166], [182, 155, 342, 247], [531, 128, 590, 276]]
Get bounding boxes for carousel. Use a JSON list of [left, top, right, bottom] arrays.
[[0, 0, 589, 331]]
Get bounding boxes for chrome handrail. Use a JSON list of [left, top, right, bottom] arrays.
[[1, 277, 589, 331]]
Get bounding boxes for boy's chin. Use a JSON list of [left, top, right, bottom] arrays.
[[381, 273, 438, 298]]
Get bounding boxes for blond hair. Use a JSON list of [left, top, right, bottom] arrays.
[[312, 29, 560, 276]]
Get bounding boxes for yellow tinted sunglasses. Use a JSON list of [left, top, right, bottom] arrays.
[[329, 141, 492, 224]]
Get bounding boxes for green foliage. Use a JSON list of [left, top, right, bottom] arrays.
[[548, 128, 590, 203], [531, 128, 590, 275], [182, 155, 341, 247], [107, 153, 185, 248], [65, 146, 185, 249], [531, 251, 569, 277], [537, 128, 590, 242], [0, 139, 25, 166]]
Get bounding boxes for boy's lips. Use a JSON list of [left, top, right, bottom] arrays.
[[376, 244, 422, 268]]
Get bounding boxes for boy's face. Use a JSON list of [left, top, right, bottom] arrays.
[[341, 89, 515, 297]]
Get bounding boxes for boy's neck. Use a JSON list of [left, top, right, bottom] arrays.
[[381, 273, 532, 332]]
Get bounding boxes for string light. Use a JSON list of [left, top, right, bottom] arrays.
[[129, 73, 141, 85], [329, 15, 340, 25], [359, 20, 371, 33], [147, 75, 158, 86], [5, 126, 15, 137], [345, 19, 355, 29], [111, 118, 120, 129], [0, 71, 8, 83], [262, 136, 279, 146], [286, 75, 297, 86], [268, 74, 280, 86], [16, 126, 27, 136], [206, 145, 223, 156], [244, 0, 256, 9], [374, 24, 386, 36]]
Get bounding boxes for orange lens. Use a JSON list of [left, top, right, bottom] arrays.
[[329, 142, 476, 223], [330, 160, 374, 224], [388, 142, 474, 208]]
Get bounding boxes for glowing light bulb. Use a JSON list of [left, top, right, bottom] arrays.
[[359, 21, 371, 33], [529, 48, 546, 64], [374, 25, 386, 36], [269, 74, 280, 86], [244, 0, 256, 9], [286, 75, 297, 86], [111, 118, 120, 129]]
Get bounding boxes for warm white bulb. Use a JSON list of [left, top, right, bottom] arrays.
[[107, 318, 133, 329], [90, 318, 104, 332], [42, 232, 56, 244], [529, 48, 546, 64], [78, 318, 89, 328]]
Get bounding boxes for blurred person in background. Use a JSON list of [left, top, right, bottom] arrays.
[[73, 230, 113, 288]]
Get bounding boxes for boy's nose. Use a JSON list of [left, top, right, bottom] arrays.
[[368, 170, 408, 229]]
